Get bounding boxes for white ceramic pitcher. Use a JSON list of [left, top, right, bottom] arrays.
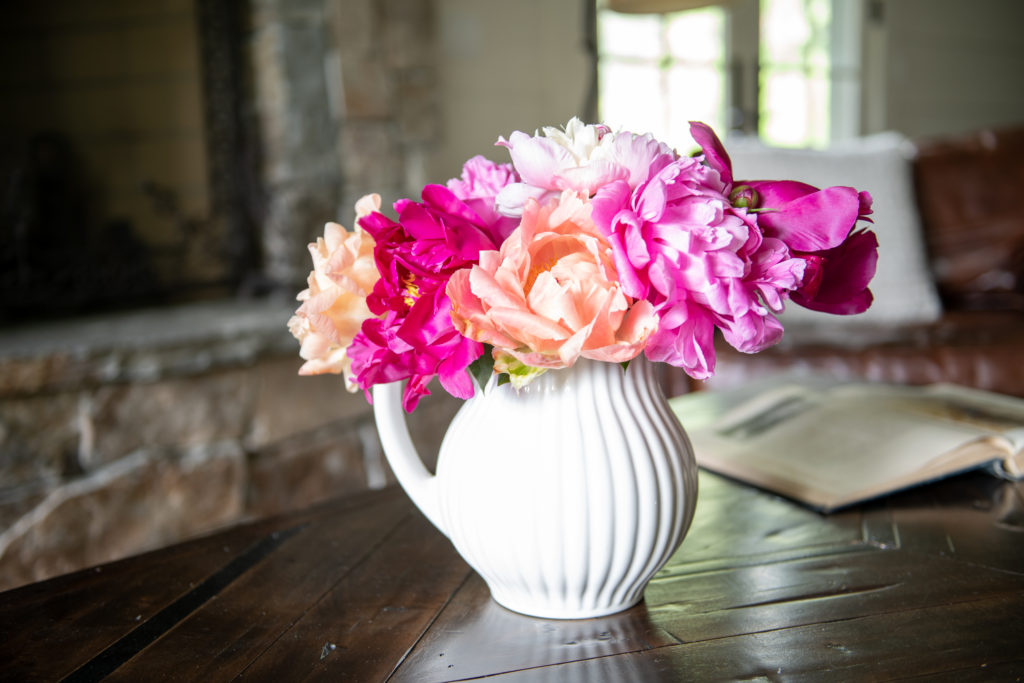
[[372, 356, 698, 619]]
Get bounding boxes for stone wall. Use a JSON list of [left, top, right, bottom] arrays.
[[0, 299, 460, 591], [251, 0, 441, 291], [0, 0, 598, 592]]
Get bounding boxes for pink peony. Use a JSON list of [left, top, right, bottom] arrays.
[[740, 180, 876, 314], [788, 227, 879, 314], [494, 117, 676, 216], [590, 157, 805, 379], [690, 121, 878, 316], [447, 192, 658, 380], [288, 195, 382, 388], [446, 155, 520, 242], [349, 185, 506, 411]]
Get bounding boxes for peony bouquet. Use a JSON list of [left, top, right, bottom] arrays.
[[289, 119, 878, 412]]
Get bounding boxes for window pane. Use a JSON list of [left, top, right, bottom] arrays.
[[667, 64, 726, 147], [598, 0, 860, 148], [665, 9, 724, 63], [759, 0, 836, 147], [597, 6, 727, 147], [599, 60, 664, 137], [761, 0, 812, 66], [598, 11, 661, 59], [761, 66, 829, 147]]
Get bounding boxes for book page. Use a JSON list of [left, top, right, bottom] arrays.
[[672, 382, 1021, 510], [918, 383, 1024, 438]]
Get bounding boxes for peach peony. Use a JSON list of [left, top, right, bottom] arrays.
[[447, 192, 657, 383], [288, 194, 381, 389]]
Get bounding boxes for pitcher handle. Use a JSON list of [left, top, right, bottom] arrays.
[[372, 382, 445, 535]]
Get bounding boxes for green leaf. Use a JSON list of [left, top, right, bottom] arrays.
[[468, 345, 496, 390]]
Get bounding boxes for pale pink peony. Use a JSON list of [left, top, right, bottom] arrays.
[[447, 192, 658, 375], [495, 118, 676, 216], [288, 194, 381, 389]]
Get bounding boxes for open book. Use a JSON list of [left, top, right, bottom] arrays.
[[670, 380, 1024, 512]]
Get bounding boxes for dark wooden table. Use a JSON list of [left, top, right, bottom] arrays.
[[2, 469, 1023, 681]]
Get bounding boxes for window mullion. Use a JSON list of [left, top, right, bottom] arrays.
[[725, 0, 760, 135]]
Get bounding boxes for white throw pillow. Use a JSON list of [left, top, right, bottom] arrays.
[[725, 133, 943, 336]]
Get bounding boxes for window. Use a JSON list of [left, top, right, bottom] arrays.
[[597, 0, 862, 149], [597, 6, 728, 151]]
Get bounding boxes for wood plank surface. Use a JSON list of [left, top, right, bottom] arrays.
[[484, 594, 1024, 681], [101, 489, 418, 681], [0, 469, 1021, 682], [387, 471, 1024, 681], [0, 513, 292, 681], [235, 511, 471, 681], [390, 574, 678, 683]]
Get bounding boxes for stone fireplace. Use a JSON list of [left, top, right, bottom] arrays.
[[0, 0, 455, 590], [0, 0, 441, 320], [0, 0, 591, 591]]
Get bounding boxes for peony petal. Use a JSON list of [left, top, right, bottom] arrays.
[[791, 229, 879, 314], [557, 159, 629, 194], [589, 180, 632, 235], [616, 299, 658, 342], [437, 338, 482, 399], [487, 306, 570, 344], [501, 132, 576, 187], [743, 179, 817, 206], [689, 121, 733, 186], [495, 183, 555, 217], [755, 186, 861, 251]]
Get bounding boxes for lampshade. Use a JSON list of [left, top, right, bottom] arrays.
[[606, 0, 723, 13]]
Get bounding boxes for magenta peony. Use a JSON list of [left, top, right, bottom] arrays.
[[349, 185, 507, 411], [740, 180, 876, 314], [446, 155, 520, 242], [690, 122, 878, 316]]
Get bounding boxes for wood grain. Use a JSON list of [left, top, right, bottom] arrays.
[[0, 470, 1021, 681]]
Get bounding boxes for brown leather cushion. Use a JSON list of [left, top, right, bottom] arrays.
[[913, 126, 1024, 311], [664, 311, 1024, 399]]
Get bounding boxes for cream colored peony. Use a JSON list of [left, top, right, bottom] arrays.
[[288, 194, 381, 389]]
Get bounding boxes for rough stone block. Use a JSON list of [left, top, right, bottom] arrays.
[[262, 184, 342, 289], [397, 66, 439, 144], [0, 484, 50, 539], [330, 0, 376, 57], [246, 355, 372, 450], [0, 392, 80, 489], [247, 419, 369, 518], [0, 441, 245, 591], [381, 0, 435, 70], [81, 369, 252, 470], [340, 58, 393, 118], [0, 353, 83, 398], [0, 299, 300, 397], [340, 120, 406, 201]]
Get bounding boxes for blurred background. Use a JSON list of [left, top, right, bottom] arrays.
[[1, 0, 1022, 590]]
